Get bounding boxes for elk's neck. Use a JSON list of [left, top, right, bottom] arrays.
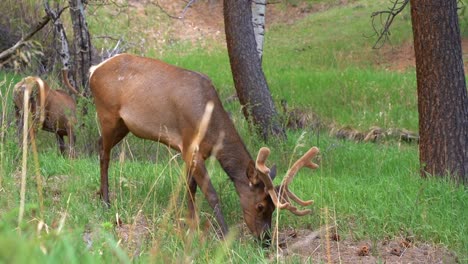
[[216, 134, 252, 186]]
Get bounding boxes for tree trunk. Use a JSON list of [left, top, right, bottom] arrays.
[[68, 0, 92, 97], [44, 3, 77, 89], [410, 0, 468, 184], [252, 0, 266, 62], [224, 0, 285, 141]]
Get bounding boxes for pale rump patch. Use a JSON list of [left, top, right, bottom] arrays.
[[89, 53, 126, 80]]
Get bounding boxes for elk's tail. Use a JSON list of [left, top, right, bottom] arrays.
[[61, 69, 81, 97]]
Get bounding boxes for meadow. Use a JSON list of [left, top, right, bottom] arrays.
[[0, 0, 467, 263]]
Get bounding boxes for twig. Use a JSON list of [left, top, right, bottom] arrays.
[[180, 0, 197, 19], [370, 0, 409, 49], [148, 0, 181, 19], [149, 0, 197, 20]]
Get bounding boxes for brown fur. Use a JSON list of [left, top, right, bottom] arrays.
[[13, 76, 77, 157]]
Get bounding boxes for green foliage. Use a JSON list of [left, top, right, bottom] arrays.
[[0, 0, 467, 263]]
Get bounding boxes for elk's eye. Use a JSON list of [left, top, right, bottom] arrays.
[[256, 203, 265, 212]]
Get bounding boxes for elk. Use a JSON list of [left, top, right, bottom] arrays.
[[89, 53, 320, 242], [13, 72, 77, 157]]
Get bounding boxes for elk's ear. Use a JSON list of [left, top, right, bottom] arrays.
[[269, 164, 277, 180], [246, 160, 260, 185]]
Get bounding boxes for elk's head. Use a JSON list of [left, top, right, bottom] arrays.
[[240, 146, 320, 244]]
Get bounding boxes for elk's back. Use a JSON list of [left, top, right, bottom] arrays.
[[89, 54, 231, 150]]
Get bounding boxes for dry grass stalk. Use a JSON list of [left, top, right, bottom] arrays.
[[29, 125, 44, 217], [324, 207, 332, 264], [18, 86, 31, 230], [0, 78, 10, 191]]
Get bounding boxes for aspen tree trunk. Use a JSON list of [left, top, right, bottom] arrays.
[[252, 0, 266, 62]]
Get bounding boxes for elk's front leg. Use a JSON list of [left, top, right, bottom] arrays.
[[187, 156, 228, 238]]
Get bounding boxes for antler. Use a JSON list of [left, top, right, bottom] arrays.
[[279, 147, 320, 216], [255, 146, 320, 214], [255, 147, 290, 209]]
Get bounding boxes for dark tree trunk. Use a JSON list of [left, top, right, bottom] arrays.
[[223, 0, 285, 141], [68, 0, 92, 97], [410, 0, 468, 184]]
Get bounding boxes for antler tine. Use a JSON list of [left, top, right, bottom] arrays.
[[283, 147, 319, 186], [286, 189, 314, 206], [255, 147, 271, 175], [255, 147, 290, 209], [289, 207, 312, 216], [278, 193, 312, 215], [279, 147, 319, 214]]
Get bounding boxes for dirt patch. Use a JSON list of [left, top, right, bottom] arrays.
[[115, 211, 151, 257], [379, 39, 468, 73], [127, 0, 349, 46], [276, 228, 459, 263]]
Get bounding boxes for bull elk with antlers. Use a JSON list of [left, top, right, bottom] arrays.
[[13, 72, 77, 157], [89, 53, 319, 243]]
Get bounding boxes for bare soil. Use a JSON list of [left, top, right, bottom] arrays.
[[276, 228, 459, 263], [110, 219, 459, 263]]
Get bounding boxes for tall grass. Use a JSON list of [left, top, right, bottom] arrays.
[[1, 0, 467, 262]]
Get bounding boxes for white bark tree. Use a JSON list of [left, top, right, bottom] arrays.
[[251, 0, 266, 63]]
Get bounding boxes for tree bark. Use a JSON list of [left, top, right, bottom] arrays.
[[410, 0, 468, 184], [44, 3, 78, 92], [68, 0, 92, 97], [224, 0, 285, 141]]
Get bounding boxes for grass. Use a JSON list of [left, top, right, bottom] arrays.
[[1, 0, 467, 262]]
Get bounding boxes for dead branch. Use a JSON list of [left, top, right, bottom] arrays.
[[0, 14, 51, 62], [148, 0, 197, 20], [148, 1, 181, 19], [370, 0, 409, 49], [180, 0, 197, 19]]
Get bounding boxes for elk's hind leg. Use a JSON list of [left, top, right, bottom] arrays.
[[98, 117, 129, 206], [185, 174, 199, 230], [56, 134, 66, 156]]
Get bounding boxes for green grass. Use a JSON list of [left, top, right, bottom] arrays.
[[1, 0, 467, 262]]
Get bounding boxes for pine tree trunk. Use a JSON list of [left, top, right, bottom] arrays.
[[224, 0, 285, 141], [410, 0, 468, 184]]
